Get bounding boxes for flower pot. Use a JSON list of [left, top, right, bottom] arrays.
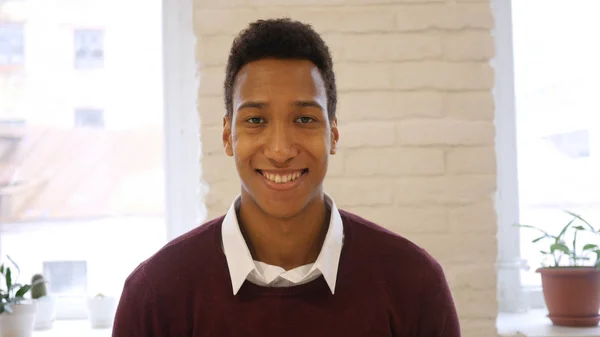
[[32, 296, 56, 331], [0, 302, 37, 337], [537, 267, 600, 327], [86, 296, 117, 329]]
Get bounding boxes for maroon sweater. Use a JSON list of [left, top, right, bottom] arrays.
[[112, 210, 460, 337]]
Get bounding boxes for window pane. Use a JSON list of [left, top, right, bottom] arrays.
[[0, 23, 24, 66], [73, 29, 104, 69], [513, 0, 600, 286], [0, 0, 165, 312]]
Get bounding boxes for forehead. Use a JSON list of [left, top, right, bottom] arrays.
[[233, 59, 326, 99]]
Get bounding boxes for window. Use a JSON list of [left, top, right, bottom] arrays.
[[0, 0, 200, 324], [75, 108, 104, 128], [0, 23, 24, 66], [73, 29, 104, 69], [497, 0, 600, 312]]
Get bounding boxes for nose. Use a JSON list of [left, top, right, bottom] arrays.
[[263, 121, 298, 165]]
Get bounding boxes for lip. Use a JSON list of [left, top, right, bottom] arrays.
[[256, 169, 307, 191]]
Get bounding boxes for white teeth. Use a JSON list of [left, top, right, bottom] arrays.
[[262, 171, 304, 184]]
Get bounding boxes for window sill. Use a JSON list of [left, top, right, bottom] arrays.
[[32, 320, 110, 337], [498, 309, 600, 337]]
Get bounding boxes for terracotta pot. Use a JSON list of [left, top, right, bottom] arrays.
[[537, 267, 600, 327]]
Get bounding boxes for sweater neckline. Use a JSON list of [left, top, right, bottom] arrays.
[[214, 211, 353, 297]]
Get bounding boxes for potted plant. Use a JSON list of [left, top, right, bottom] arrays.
[[0, 256, 39, 337], [86, 293, 117, 329], [517, 210, 600, 327], [30, 274, 56, 330]]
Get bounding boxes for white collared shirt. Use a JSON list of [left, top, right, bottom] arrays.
[[221, 194, 344, 295]]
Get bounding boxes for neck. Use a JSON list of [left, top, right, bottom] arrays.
[[237, 192, 330, 271]]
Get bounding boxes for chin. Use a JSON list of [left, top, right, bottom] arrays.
[[256, 198, 307, 220]]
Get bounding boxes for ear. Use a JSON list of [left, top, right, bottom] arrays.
[[223, 115, 234, 157], [330, 117, 339, 155]]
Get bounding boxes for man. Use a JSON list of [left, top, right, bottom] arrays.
[[113, 18, 460, 337]]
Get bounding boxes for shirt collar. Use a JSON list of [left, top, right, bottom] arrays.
[[221, 194, 344, 295]]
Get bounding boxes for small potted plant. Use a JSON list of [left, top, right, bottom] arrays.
[[86, 293, 117, 329], [30, 274, 56, 330], [0, 256, 39, 337], [517, 210, 600, 327]]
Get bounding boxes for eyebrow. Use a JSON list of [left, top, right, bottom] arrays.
[[238, 100, 323, 111]]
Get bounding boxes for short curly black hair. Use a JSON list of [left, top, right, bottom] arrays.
[[224, 18, 337, 120]]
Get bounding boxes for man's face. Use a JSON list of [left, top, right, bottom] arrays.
[[223, 58, 338, 219]]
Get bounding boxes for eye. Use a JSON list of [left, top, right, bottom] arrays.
[[246, 117, 265, 124], [296, 116, 315, 124]]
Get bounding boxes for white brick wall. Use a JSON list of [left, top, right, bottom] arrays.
[[194, 1, 498, 336]]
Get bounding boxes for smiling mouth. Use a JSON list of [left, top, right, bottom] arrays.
[[256, 169, 308, 184]]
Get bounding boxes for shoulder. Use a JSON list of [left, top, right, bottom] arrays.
[[339, 210, 444, 277], [125, 216, 226, 289]]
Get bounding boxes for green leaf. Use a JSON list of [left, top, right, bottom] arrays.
[[532, 235, 548, 243], [15, 285, 30, 299], [573, 226, 586, 230], [6, 267, 12, 290], [551, 243, 570, 254], [540, 250, 549, 255], [6, 255, 20, 276], [0, 264, 4, 275], [515, 224, 553, 237], [584, 244, 598, 251], [565, 210, 596, 231], [556, 217, 576, 243]]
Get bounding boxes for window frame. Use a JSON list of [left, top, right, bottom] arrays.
[[0, 0, 201, 320], [494, 0, 546, 313]]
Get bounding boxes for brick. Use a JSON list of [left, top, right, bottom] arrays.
[[194, 0, 246, 9], [325, 178, 394, 207], [446, 146, 496, 174], [326, 150, 345, 177], [198, 66, 225, 97], [196, 35, 234, 66], [443, 30, 494, 61], [394, 175, 496, 205], [201, 126, 225, 154], [392, 62, 492, 90], [291, 7, 396, 33], [453, 289, 497, 318], [336, 63, 394, 91], [247, 0, 346, 6], [338, 122, 395, 148], [194, 9, 253, 36], [346, 206, 448, 233], [340, 33, 442, 62], [205, 181, 240, 208], [459, 319, 498, 337], [444, 62, 494, 90], [198, 97, 226, 127], [194, 9, 292, 36], [339, 92, 443, 121], [346, 148, 444, 176], [395, 4, 493, 32], [395, 120, 495, 146], [444, 3, 494, 30], [201, 153, 237, 183], [409, 233, 496, 264], [448, 199, 497, 233], [393, 62, 443, 89], [445, 263, 496, 290], [444, 91, 494, 120]]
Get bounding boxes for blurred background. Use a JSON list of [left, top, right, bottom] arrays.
[[0, 0, 599, 336]]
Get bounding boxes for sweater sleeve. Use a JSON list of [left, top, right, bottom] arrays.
[[112, 264, 161, 337], [416, 257, 461, 337]]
